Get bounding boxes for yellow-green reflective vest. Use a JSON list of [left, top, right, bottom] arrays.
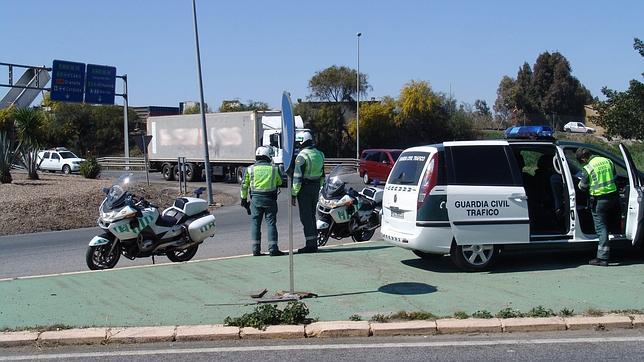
[[240, 162, 281, 199], [583, 156, 617, 196]]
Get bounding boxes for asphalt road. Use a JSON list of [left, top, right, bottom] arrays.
[[0, 170, 370, 279], [2, 330, 644, 361]]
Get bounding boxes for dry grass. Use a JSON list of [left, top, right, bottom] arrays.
[[0, 172, 233, 236]]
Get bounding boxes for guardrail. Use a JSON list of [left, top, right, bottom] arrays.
[[97, 157, 359, 172], [97, 157, 147, 170]]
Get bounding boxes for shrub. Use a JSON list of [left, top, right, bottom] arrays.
[[558, 308, 574, 317], [281, 301, 309, 325], [496, 307, 524, 319], [370, 314, 388, 323], [224, 301, 310, 330], [453, 311, 469, 319], [585, 308, 604, 317], [80, 156, 101, 179], [526, 306, 555, 318], [349, 314, 362, 321], [472, 310, 493, 319]]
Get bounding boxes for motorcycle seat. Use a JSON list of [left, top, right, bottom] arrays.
[[156, 214, 178, 228]]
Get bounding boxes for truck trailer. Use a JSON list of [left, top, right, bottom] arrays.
[[146, 110, 303, 183]]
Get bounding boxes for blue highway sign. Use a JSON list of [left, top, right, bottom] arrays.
[[50, 60, 85, 103], [85, 64, 116, 104]]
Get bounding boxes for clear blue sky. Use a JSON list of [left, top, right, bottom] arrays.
[[1, 0, 642, 111]]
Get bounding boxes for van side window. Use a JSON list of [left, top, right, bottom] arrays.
[[52, 153, 60, 160], [448, 146, 517, 186], [43, 152, 50, 159]]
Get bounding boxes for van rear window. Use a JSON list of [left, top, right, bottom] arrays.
[[388, 151, 429, 185]]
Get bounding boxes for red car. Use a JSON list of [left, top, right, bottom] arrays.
[[359, 149, 403, 185]]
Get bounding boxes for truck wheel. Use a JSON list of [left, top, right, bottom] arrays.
[[62, 165, 71, 174], [162, 164, 175, 181], [174, 164, 196, 182], [450, 241, 499, 271]]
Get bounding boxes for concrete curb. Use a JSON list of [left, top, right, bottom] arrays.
[[564, 315, 633, 330], [3, 314, 644, 348]]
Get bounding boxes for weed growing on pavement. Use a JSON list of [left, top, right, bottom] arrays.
[[609, 309, 642, 315], [224, 301, 311, 330], [453, 311, 469, 319], [370, 314, 388, 323], [496, 308, 524, 318], [389, 311, 437, 321], [471, 310, 493, 319], [558, 308, 575, 317], [1, 324, 74, 332], [349, 314, 362, 321], [526, 306, 555, 318], [585, 308, 604, 317]]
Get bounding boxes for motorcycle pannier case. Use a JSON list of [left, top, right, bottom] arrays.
[[187, 214, 216, 241]]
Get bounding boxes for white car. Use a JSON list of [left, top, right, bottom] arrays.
[[381, 139, 642, 271], [37, 148, 85, 174], [563, 122, 595, 134]]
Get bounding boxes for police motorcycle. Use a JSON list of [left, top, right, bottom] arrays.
[[316, 165, 383, 246], [86, 173, 216, 270]]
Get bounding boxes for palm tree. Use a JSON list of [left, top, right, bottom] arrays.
[[13, 108, 45, 180], [0, 131, 20, 183]]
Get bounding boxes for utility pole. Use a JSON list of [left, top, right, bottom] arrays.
[[356, 32, 362, 160], [192, 0, 214, 205]]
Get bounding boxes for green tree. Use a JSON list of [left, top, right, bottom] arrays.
[[306, 65, 371, 157], [183, 104, 201, 114], [218, 99, 270, 112], [593, 38, 644, 140], [495, 52, 592, 126], [395, 80, 450, 145], [494, 76, 517, 126], [347, 97, 398, 149]]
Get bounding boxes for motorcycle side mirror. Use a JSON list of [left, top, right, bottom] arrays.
[[101, 187, 110, 194]]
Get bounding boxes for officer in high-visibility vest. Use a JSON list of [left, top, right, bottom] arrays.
[[291, 130, 325, 253], [576, 148, 620, 266], [241, 146, 284, 256]]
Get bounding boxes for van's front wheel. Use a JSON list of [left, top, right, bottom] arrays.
[[450, 242, 498, 271]]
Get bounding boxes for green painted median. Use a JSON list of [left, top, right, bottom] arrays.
[[1, 241, 643, 329]]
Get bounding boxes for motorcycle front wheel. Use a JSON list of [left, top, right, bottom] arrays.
[[166, 245, 199, 262], [317, 229, 330, 247], [86, 242, 122, 270], [351, 229, 375, 242]]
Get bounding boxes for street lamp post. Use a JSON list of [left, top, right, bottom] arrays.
[[192, 0, 214, 205], [356, 32, 362, 161]]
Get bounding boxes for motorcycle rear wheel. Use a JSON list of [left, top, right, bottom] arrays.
[[166, 245, 199, 262], [317, 229, 330, 247], [86, 242, 122, 270], [351, 229, 375, 242]]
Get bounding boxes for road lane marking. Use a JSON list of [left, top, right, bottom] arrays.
[[0, 240, 377, 282], [2, 336, 644, 360]]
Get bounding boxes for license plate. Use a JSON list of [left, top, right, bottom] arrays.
[[391, 210, 403, 219]]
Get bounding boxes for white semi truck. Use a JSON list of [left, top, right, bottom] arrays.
[[146, 110, 304, 183]]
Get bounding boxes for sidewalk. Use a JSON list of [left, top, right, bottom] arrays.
[[1, 241, 643, 330]]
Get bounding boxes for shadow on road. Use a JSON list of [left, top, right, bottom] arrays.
[[319, 244, 394, 253], [378, 282, 437, 295]]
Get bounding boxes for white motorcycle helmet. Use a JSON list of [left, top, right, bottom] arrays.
[[255, 146, 274, 160], [295, 130, 313, 147]]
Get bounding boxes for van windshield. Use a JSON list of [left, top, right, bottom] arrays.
[[387, 151, 429, 185]]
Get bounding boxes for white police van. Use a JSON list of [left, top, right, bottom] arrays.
[[381, 140, 643, 271]]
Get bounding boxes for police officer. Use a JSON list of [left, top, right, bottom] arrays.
[[291, 131, 325, 253], [576, 148, 619, 266], [241, 146, 284, 256]]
